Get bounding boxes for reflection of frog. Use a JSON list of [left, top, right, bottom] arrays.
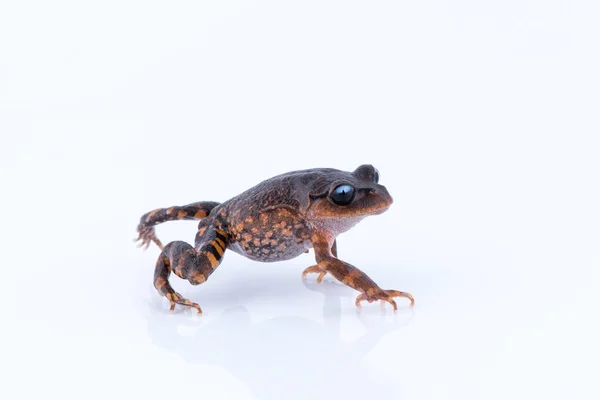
[[136, 165, 414, 314], [146, 280, 413, 400]]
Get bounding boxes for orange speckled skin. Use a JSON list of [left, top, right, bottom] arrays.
[[137, 165, 414, 315]]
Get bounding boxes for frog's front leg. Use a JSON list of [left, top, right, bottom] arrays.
[[153, 225, 228, 315], [301, 240, 337, 283], [309, 232, 414, 310]]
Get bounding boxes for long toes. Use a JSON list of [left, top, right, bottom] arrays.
[[355, 293, 381, 308], [168, 298, 203, 315], [135, 234, 148, 247], [135, 226, 161, 250], [356, 292, 404, 311], [386, 297, 398, 311], [302, 265, 325, 280], [385, 290, 415, 306], [187, 303, 202, 315], [316, 271, 327, 284], [178, 298, 203, 315], [355, 293, 367, 308]]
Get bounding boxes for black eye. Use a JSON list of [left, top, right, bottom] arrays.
[[373, 168, 379, 183], [330, 184, 355, 206]]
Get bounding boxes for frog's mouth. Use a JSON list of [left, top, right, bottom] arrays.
[[369, 204, 390, 216], [362, 190, 393, 216], [332, 201, 391, 218]]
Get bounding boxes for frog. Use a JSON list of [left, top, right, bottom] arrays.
[[136, 164, 414, 315]]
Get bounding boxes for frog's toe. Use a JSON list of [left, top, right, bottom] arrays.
[[135, 225, 163, 250], [355, 289, 414, 311], [385, 289, 415, 306], [166, 292, 203, 315], [302, 265, 328, 283]]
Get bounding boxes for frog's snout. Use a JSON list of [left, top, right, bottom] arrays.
[[373, 185, 393, 207], [366, 185, 393, 215]]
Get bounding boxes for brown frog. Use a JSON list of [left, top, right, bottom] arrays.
[[136, 165, 414, 315]]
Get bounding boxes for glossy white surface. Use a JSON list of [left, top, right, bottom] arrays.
[[1, 1, 599, 399]]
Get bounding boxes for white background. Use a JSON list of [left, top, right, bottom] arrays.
[[1, 1, 598, 399]]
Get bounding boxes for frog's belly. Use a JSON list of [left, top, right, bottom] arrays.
[[226, 206, 314, 262], [229, 235, 312, 262]]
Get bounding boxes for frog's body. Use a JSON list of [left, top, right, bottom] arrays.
[[136, 165, 414, 315]]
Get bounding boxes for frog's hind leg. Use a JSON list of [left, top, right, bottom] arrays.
[[154, 251, 203, 314], [153, 226, 229, 315], [136, 201, 220, 250]]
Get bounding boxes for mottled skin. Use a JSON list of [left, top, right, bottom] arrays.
[[136, 165, 414, 315]]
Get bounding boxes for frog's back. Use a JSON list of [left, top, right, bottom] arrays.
[[223, 168, 341, 214]]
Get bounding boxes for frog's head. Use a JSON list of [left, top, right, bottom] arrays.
[[306, 165, 393, 224]]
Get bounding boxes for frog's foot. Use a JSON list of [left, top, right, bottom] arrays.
[[135, 225, 163, 250], [153, 231, 229, 316], [355, 289, 415, 311], [301, 265, 328, 283], [165, 291, 203, 315], [155, 268, 203, 315]]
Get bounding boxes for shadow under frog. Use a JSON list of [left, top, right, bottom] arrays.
[[146, 276, 414, 400]]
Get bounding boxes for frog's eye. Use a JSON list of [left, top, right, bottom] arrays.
[[330, 184, 355, 206], [373, 168, 379, 183]]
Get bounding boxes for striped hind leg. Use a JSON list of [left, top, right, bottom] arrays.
[[153, 226, 228, 315], [136, 201, 220, 249]]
